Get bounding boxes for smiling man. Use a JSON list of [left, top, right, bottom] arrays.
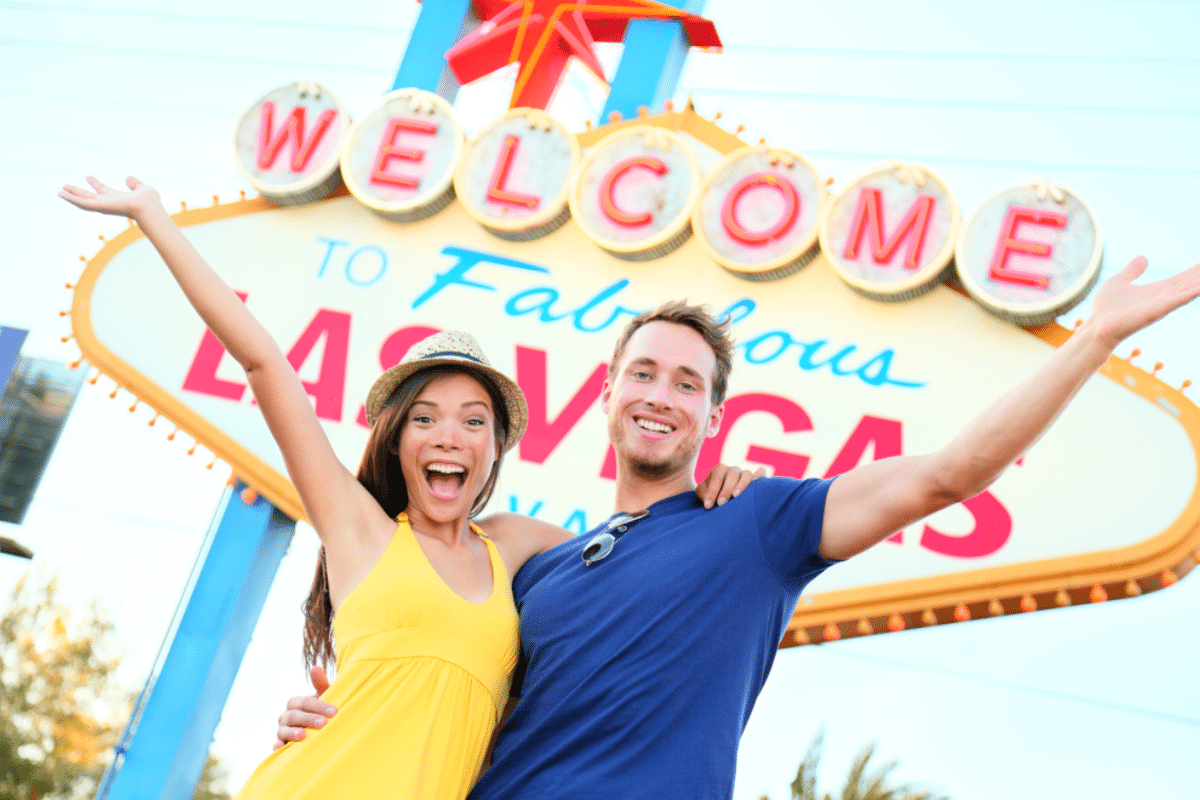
[[466, 301, 831, 800], [280, 256, 1200, 799]]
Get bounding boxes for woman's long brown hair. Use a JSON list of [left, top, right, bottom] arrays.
[[301, 365, 511, 673]]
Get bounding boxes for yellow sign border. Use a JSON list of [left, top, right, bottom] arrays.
[[69, 105, 1200, 644], [785, 320, 1200, 646]]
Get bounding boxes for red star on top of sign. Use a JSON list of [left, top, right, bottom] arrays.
[[445, 0, 722, 110]]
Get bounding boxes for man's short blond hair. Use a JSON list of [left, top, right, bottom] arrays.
[[608, 300, 735, 405]]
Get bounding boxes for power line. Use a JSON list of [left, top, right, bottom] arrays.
[[36, 497, 219, 539], [0, 121, 243, 179], [653, 122, 1200, 178], [0, 88, 237, 117], [0, 35, 403, 73], [0, 0, 413, 36], [765, 148, 1200, 179], [680, 85, 1200, 120], [822, 647, 1200, 729], [716, 44, 1200, 67]]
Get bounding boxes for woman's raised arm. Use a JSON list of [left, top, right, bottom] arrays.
[[60, 177, 385, 556]]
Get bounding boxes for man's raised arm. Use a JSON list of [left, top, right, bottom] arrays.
[[820, 255, 1200, 561]]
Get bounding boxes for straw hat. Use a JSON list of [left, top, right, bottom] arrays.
[[364, 330, 528, 452]]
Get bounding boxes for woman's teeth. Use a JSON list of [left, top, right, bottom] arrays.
[[426, 463, 466, 496]]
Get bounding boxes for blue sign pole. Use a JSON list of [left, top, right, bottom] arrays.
[[0, 326, 29, 390], [391, 0, 476, 99], [602, 0, 707, 121], [98, 482, 295, 800]]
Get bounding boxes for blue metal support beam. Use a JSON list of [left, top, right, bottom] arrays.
[[391, 0, 477, 100], [601, 0, 707, 121], [98, 482, 295, 800]]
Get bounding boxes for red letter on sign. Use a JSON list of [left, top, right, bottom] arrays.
[[987, 207, 1068, 289], [919, 491, 1011, 558], [823, 415, 904, 543], [257, 102, 338, 172], [721, 173, 800, 244], [693, 393, 813, 481], [370, 117, 439, 189], [285, 309, 351, 422], [487, 135, 540, 209], [377, 325, 442, 373], [356, 325, 442, 428], [822, 415, 903, 478], [517, 347, 607, 464], [600, 156, 668, 226], [842, 188, 935, 270], [182, 291, 249, 401]]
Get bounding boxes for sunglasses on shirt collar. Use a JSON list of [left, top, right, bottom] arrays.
[[581, 510, 651, 566]]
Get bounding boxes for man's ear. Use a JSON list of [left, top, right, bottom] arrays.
[[705, 401, 725, 439], [600, 378, 613, 413]]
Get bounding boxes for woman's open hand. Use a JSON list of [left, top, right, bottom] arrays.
[[696, 463, 767, 509], [59, 175, 161, 219]]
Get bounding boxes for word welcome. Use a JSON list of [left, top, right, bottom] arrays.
[[235, 84, 1099, 321]]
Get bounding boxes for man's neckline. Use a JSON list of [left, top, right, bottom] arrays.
[[609, 488, 701, 521]]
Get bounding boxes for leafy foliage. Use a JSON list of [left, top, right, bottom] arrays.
[[0, 574, 230, 800], [0, 574, 125, 800], [762, 727, 948, 800], [192, 754, 231, 800]]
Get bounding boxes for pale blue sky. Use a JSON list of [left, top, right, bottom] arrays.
[[2, 1, 1199, 797]]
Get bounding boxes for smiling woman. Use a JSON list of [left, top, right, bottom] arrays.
[[300, 336, 525, 664], [267, 335, 547, 800], [56, 176, 576, 800]]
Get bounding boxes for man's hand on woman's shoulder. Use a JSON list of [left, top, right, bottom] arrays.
[[275, 666, 337, 750]]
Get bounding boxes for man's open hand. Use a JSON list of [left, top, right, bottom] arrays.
[[1086, 256, 1200, 349], [274, 665, 337, 750]]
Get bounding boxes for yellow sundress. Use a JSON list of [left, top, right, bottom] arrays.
[[235, 513, 520, 800]]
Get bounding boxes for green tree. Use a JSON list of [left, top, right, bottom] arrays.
[[763, 727, 948, 800], [0, 574, 230, 800], [192, 754, 231, 800]]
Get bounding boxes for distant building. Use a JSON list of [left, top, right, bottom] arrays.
[[0, 355, 85, 543]]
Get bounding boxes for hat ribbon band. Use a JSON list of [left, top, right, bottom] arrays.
[[420, 351, 485, 364]]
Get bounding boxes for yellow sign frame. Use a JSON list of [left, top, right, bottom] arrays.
[[69, 104, 1200, 646]]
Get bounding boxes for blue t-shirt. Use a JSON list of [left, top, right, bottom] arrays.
[[469, 477, 836, 800]]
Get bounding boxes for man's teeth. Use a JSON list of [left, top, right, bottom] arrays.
[[636, 419, 673, 434], [428, 463, 465, 474]]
